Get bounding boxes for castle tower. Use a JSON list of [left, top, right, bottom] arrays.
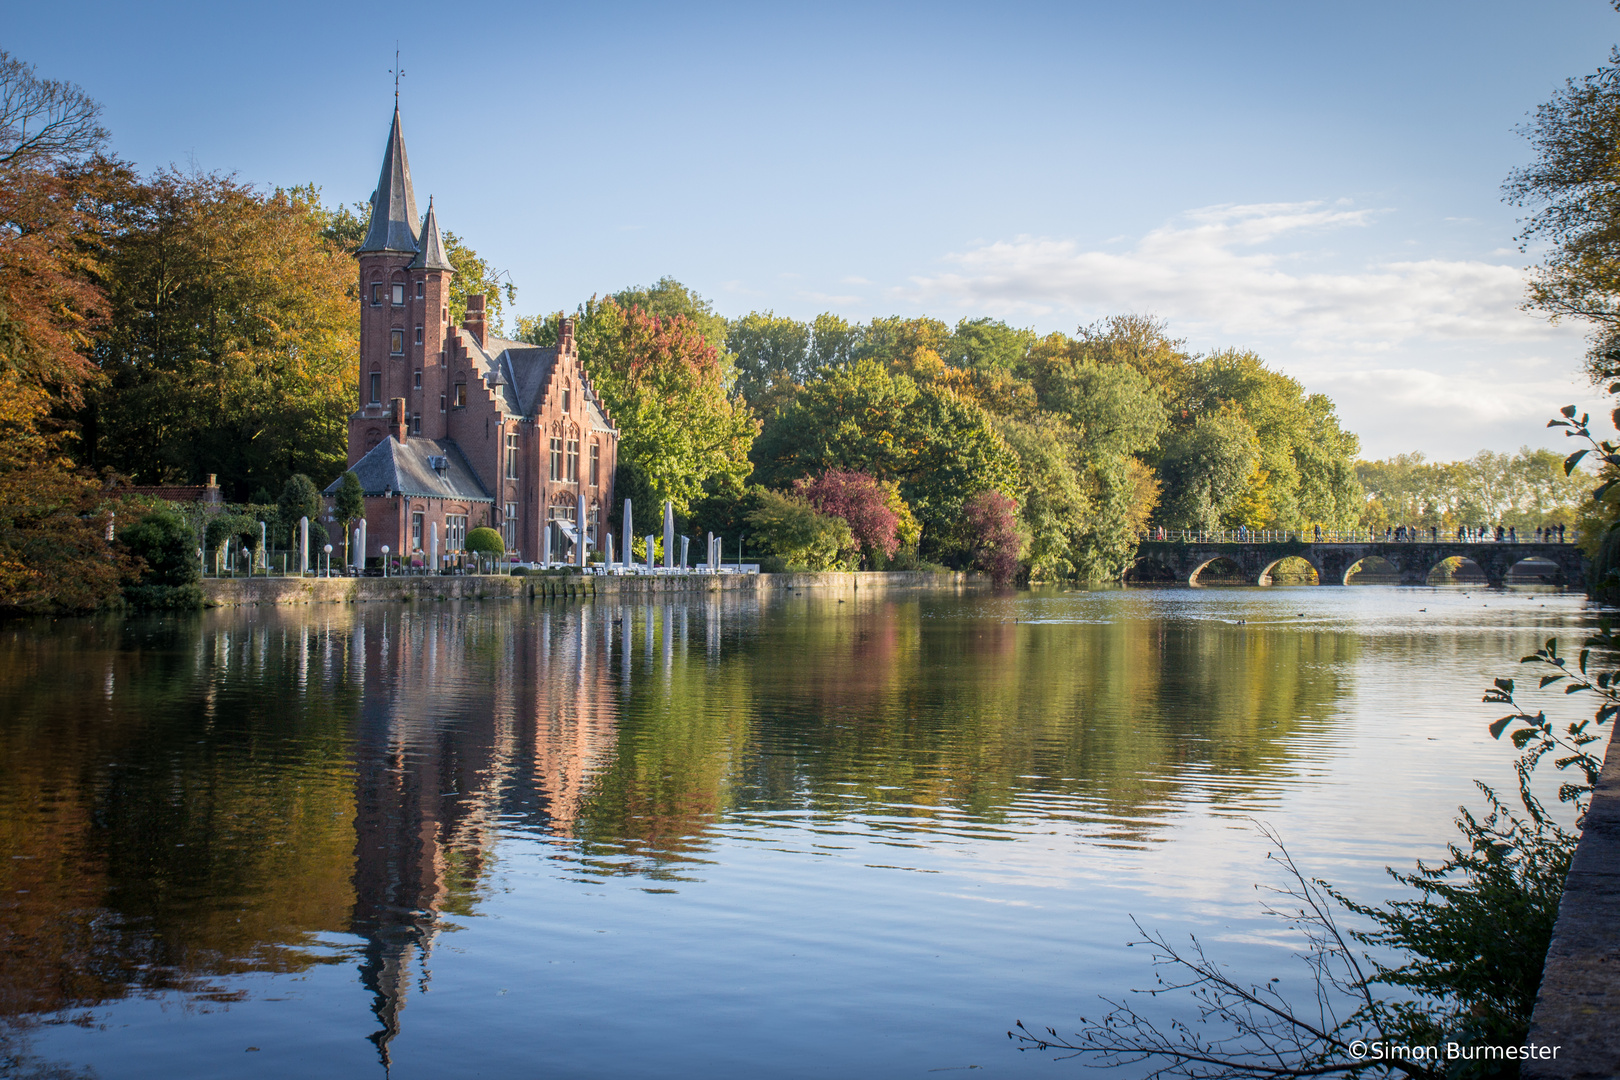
[[349, 107, 455, 464]]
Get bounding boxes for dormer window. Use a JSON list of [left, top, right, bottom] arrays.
[[391, 283, 405, 306], [370, 283, 382, 306]]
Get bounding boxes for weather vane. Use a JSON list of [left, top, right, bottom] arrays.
[[390, 47, 405, 103]]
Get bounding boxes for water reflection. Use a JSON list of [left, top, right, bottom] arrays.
[[0, 590, 1405, 1070]]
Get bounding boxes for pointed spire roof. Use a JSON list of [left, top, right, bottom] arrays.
[[358, 106, 421, 255], [410, 197, 454, 272]]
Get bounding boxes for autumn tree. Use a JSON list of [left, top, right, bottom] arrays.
[[84, 173, 358, 498], [0, 52, 127, 613]]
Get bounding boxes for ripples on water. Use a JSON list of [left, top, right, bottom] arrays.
[[0, 585, 1593, 1078]]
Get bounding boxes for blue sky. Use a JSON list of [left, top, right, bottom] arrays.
[[6, 0, 1616, 458]]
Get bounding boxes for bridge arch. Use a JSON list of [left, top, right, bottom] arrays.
[[1344, 555, 1400, 585], [1505, 555, 1567, 585], [1188, 556, 1248, 587], [1425, 555, 1489, 585], [1258, 555, 1320, 586]]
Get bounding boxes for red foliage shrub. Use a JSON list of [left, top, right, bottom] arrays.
[[963, 489, 1020, 587], [794, 469, 899, 563]]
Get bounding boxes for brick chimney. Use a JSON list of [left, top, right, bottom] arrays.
[[464, 293, 486, 348], [560, 316, 575, 353], [390, 397, 408, 442]]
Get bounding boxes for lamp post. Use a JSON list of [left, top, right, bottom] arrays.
[[323, 543, 333, 578], [381, 545, 390, 578]]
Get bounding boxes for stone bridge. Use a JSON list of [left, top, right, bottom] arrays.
[[1130, 540, 1587, 588]]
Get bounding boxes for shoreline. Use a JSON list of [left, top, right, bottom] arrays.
[[198, 570, 989, 605]]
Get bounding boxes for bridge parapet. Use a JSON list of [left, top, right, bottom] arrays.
[[1130, 541, 1586, 588]]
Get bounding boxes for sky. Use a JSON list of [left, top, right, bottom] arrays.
[[6, 0, 1617, 459]]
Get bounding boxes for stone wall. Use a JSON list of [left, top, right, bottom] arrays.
[[1524, 719, 1620, 1076], [200, 570, 987, 606]]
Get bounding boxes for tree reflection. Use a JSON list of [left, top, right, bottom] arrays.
[[0, 589, 1353, 1067]]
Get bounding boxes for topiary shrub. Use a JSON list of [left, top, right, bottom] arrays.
[[466, 527, 504, 557]]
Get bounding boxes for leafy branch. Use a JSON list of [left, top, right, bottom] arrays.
[[1010, 826, 1442, 1079]]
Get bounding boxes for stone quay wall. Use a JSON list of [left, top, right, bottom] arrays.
[[200, 570, 987, 606], [1525, 718, 1620, 1077]]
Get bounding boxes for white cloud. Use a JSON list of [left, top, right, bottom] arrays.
[[898, 201, 1593, 459], [907, 201, 1559, 350]]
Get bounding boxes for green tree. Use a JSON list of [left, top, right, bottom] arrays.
[[334, 470, 363, 564], [753, 359, 1017, 558], [745, 488, 855, 570], [1156, 406, 1261, 531], [551, 297, 758, 520], [275, 473, 322, 547], [1505, 32, 1620, 379], [727, 311, 811, 416], [947, 317, 1036, 374], [119, 507, 202, 608], [807, 312, 864, 370], [443, 229, 515, 333]]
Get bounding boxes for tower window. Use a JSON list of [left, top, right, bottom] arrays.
[[453, 383, 466, 408], [506, 433, 519, 479], [414, 369, 422, 389], [369, 372, 381, 403], [390, 330, 404, 355], [416, 280, 424, 299], [415, 325, 423, 345], [370, 283, 382, 306], [440, 393, 446, 413], [411, 413, 421, 436], [391, 283, 405, 306], [590, 443, 599, 487]]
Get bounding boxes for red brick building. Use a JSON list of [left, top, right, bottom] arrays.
[[329, 107, 620, 566]]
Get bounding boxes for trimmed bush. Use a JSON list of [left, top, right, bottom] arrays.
[[466, 527, 504, 557]]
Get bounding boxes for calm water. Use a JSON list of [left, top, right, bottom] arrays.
[[0, 586, 1593, 1079]]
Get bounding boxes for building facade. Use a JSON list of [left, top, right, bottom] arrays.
[[331, 107, 620, 566]]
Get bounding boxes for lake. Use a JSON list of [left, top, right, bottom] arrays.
[[0, 585, 1592, 1078]]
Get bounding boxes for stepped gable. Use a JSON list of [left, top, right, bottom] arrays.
[[330, 436, 491, 503]]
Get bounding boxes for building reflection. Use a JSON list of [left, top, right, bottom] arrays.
[[344, 604, 626, 1067]]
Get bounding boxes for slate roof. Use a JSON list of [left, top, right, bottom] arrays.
[[409, 197, 453, 272], [358, 107, 421, 255], [457, 331, 619, 433], [327, 436, 491, 503]]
